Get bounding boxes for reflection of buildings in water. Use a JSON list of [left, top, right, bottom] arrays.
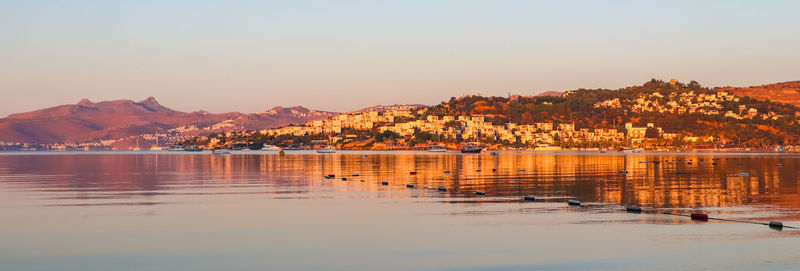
[[0, 154, 797, 208]]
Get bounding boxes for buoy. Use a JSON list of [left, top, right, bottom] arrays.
[[687, 162, 693, 165], [476, 169, 482, 172], [438, 186, 446, 191], [523, 195, 535, 201], [690, 213, 708, 221], [568, 200, 581, 206], [492, 168, 497, 172], [323, 174, 335, 179], [410, 171, 417, 175], [362, 154, 368, 157], [341, 177, 347, 181], [406, 184, 415, 188], [639, 161, 647, 163], [352, 174, 360, 176], [711, 162, 717, 165], [626, 206, 642, 213], [769, 221, 784, 230], [777, 163, 783, 167], [738, 172, 750, 177], [618, 170, 628, 174], [476, 190, 486, 195], [444, 170, 450, 174], [518, 169, 525, 172], [279, 150, 285, 156], [381, 181, 389, 185]]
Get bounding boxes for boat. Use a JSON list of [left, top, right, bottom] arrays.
[[184, 146, 203, 152], [168, 145, 185, 151], [212, 149, 231, 154], [262, 144, 282, 151], [317, 148, 337, 153], [621, 148, 643, 153], [459, 144, 482, 153], [490, 151, 499, 156], [428, 146, 447, 152]]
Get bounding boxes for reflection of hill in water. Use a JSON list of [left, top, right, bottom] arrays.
[[0, 153, 798, 209]]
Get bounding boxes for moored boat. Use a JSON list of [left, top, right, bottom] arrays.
[[428, 146, 447, 152], [317, 148, 337, 153], [459, 144, 482, 153]]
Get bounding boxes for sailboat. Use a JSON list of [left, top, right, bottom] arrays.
[[132, 138, 141, 151]]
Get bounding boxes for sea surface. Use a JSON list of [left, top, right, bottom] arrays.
[[1, 151, 800, 271]]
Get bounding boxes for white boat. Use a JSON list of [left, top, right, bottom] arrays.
[[316, 148, 337, 153], [622, 148, 643, 153], [212, 149, 231, 154], [168, 146, 185, 151], [262, 144, 282, 151], [428, 146, 447, 152]]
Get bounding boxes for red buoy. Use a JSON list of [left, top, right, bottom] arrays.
[[690, 213, 708, 221]]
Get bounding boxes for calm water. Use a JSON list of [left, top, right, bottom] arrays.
[[1, 151, 800, 270]]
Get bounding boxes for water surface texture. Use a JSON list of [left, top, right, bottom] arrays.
[[2, 152, 799, 270]]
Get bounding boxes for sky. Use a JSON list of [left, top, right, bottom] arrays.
[[1, 0, 799, 116]]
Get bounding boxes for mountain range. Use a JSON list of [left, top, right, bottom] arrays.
[[0, 97, 336, 148]]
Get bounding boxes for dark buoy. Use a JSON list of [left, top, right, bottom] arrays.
[[777, 163, 783, 167], [523, 195, 535, 201], [438, 186, 446, 191], [518, 169, 526, 172], [618, 170, 628, 174], [476, 169, 482, 172], [476, 190, 486, 195], [568, 200, 581, 206], [769, 221, 784, 230], [406, 184, 414, 188], [341, 177, 347, 181], [492, 168, 497, 172], [444, 170, 450, 174], [381, 181, 389, 185], [626, 206, 642, 213], [352, 174, 360, 176], [690, 213, 709, 221], [323, 174, 335, 179], [410, 171, 417, 175]]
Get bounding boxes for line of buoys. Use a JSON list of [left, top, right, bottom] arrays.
[[625, 206, 642, 213], [406, 184, 415, 188], [476, 190, 486, 196], [523, 195, 535, 201], [381, 181, 389, 185], [690, 213, 709, 221], [438, 186, 447, 192]]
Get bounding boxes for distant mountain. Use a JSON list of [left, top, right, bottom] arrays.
[[535, 91, 563, 97], [348, 104, 427, 113], [0, 97, 336, 148], [717, 81, 800, 107]]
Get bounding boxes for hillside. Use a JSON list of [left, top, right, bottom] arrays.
[[717, 81, 800, 107], [0, 97, 336, 147]]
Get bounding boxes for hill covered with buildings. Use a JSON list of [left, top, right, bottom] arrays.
[[180, 79, 800, 150]]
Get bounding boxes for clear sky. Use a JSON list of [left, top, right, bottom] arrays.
[[1, 0, 799, 116]]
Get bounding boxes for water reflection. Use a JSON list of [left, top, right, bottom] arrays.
[[0, 152, 798, 209]]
